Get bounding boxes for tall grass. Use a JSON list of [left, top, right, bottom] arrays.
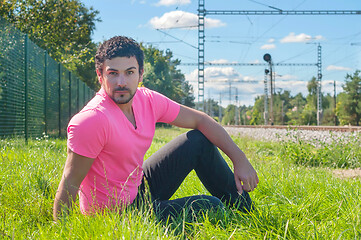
[[0, 128, 360, 239], [278, 130, 361, 168]]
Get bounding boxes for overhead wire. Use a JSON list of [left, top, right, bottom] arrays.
[[156, 29, 198, 49], [250, 0, 308, 45], [152, 1, 197, 63], [235, 0, 308, 75]]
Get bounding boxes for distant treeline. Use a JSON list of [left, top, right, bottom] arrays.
[[1, 1, 360, 126]]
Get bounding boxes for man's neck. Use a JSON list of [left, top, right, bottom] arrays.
[[117, 101, 133, 114], [118, 101, 137, 129]]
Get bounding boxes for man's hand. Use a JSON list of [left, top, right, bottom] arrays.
[[53, 149, 94, 221], [232, 156, 259, 194], [170, 105, 259, 194]]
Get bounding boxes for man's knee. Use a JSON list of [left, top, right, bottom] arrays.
[[186, 130, 213, 149], [154, 195, 225, 222], [195, 195, 224, 210]]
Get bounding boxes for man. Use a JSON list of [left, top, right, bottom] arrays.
[[53, 36, 259, 221]]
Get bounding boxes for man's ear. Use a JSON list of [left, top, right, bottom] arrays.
[[96, 69, 103, 84], [138, 69, 144, 83]]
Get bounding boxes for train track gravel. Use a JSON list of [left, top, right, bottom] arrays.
[[224, 125, 361, 179], [224, 125, 361, 144]]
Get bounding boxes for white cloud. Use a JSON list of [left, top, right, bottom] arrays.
[[243, 76, 257, 81], [155, 0, 190, 6], [185, 68, 318, 106], [186, 61, 260, 103], [321, 80, 342, 95], [208, 59, 230, 64], [280, 32, 324, 43], [326, 65, 352, 71], [248, 59, 260, 64], [149, 11, 225, 29], [132, 0, 146, 4], [206, 67, 241, 80], [207, 59, 240, 64], [185, 68, 312, 106], [276, 74, 298, 81], [260, 44, 276, 50], [271, 81, 307, 96], [268, 38, 275, 43]]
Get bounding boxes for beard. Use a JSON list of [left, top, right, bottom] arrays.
[[110, 87, 137, 105]]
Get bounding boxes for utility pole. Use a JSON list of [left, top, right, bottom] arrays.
[[264, 69, 269, 125], [334, 80, 337, 126], [264, 53, 274, 125], [229, 79, 232, 107], [208, 89, 213, 117], [235, 88, 239, 125], [198, 0, 205, 111], [219, 92, 222, 123], [281, 100, 285, 125], [317, 43, 323, 125], [197, 3, 360, 112]]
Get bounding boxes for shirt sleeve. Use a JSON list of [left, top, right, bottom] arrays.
[[67, 109, 108, 159], [149, 90, 180, 123]]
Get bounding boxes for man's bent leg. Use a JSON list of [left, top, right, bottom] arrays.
[[153, 195, 224, 221], [142, 130, 253, 213]]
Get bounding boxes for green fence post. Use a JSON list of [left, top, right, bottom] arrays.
[[44, 51, 48, 135], [69, 71, 71, 121], [83, 82, 86, 105], [77, 77, 79, 113], [58, 63, 61, 138], [24, 34, 29, 143]]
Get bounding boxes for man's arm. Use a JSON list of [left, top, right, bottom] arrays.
[[170, 105, 259, 193], [53, 149, 94, 221]]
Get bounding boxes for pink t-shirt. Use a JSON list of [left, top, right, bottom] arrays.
[[67, 87, 180, 213]]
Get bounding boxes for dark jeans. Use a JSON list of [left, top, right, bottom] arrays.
[[137, 130, 253, 221]]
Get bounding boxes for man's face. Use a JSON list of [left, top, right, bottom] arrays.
[[97, 56, 143, 106]]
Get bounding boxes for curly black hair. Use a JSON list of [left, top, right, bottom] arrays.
[[95, 36, 144, 74]]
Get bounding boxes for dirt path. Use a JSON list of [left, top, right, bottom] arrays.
[[333, 168, 361, 179]]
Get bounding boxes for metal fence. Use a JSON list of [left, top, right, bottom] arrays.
[[0, 17, 95, 140]]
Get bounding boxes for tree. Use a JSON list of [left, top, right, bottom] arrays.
[[299, 77, 318, 125], [249, 96, 264, 125], [222, 104, 236, 125], [0, 0, 101, 89], [321, 94, 336, 125], [337, 70, 361, 126], [286, 93, 306, 125], [203, 98, 221, 118], [272, 90, 292, 125], [142, 45, 194, 107], [238, 105, 252, 125]]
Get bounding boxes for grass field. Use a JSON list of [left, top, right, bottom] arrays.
[[0, 127, 360, 239]]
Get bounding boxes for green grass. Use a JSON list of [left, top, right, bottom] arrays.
[[0, 128, 360, 239], [278, 131, 361, 168]]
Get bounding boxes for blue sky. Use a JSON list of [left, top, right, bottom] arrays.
[[81, 0, 361, 106]]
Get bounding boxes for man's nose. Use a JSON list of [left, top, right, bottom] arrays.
[[116, 75, 127, 86]]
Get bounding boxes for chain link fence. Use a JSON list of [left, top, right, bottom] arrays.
[[0, 17, 95, 140]]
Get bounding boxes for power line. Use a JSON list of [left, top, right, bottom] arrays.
[[180, 62, 316, 66], [247, 0, 283, 11], [143, 41, 182, 44], [205, 10, 361, 15], [196, 1, 360, 125], [156, 28, 198, 49], [206, 40, 251, 44], [156, 25, 198, 30], [245, 0, 307, 46]]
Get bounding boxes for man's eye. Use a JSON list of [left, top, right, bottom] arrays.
[[109, 72, 117, 75], [127, 71, 134, 75]]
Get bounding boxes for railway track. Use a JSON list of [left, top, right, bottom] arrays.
[[226, 125, 361, 132]]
